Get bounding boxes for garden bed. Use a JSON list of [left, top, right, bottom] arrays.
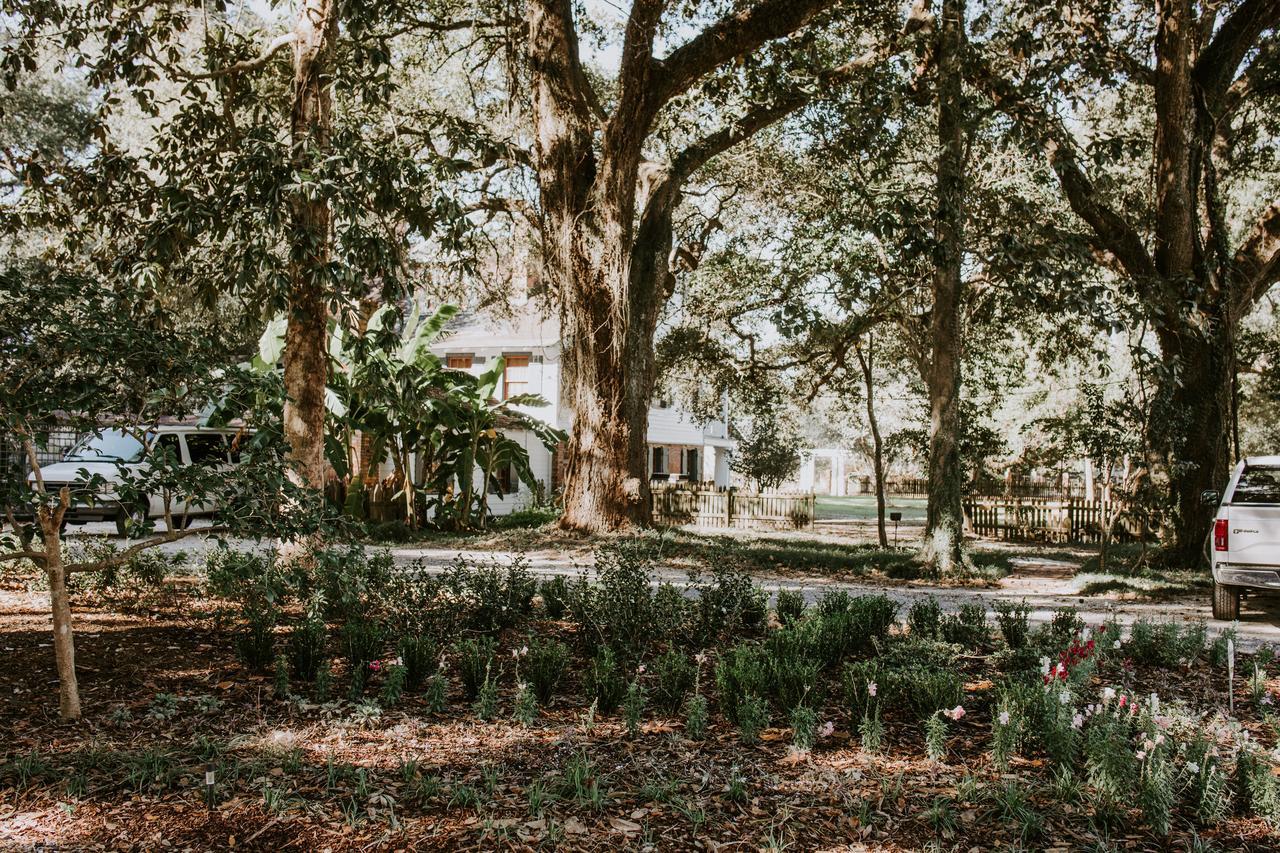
[[2, 542, 1279, 851]]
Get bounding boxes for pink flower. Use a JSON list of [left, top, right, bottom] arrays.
[[1136, 749, 1147, 760], [867, 681, 878, 698], [1071, 713, 1084, 730], [1118, 695, 1128, 709], [998, 710, 1010, 726], [369, 660, 383, 672], [820, 721, 834, 738], [944, 705, 965, 721]]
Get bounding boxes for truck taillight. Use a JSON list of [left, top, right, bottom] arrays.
[[1214, 518, 1229, 551]]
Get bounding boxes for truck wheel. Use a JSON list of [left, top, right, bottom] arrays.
[[1212, 582, 1240, 621]]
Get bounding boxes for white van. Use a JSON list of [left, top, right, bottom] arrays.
[[1207, 457, 1280, 619], [29, 425, 240, 537]]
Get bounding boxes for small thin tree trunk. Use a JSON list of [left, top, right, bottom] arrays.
[[36, 490, 79, 720], [855, 339, 889, 548], [923, 0, 969, 573]]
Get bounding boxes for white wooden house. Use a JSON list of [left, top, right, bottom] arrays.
[[430, 305, 735, 515]]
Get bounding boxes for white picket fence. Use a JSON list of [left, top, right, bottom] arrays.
[[651, 485, 815, 530]]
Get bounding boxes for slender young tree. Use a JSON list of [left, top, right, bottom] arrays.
[[855, 337, 890, 548]]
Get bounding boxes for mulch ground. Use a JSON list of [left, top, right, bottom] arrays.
[[2, 577, 1279, 851]]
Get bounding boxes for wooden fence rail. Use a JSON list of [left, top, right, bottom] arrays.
[[963, 496, 1138, 545], [652, 485, 815, 530]]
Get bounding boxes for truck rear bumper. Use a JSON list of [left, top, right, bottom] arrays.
[[1215, 565, 1280, 590]]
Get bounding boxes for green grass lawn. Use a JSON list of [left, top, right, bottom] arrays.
[[815, 494, 929, 522]]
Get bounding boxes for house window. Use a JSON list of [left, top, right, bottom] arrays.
[[446, 354, 473, 369], [490, 461, 518, 495], [503, 354, 530, 399], [685, 448, 699, 481], [651, 446, 667, 475]]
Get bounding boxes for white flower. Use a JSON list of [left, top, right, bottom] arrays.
[[1113, 639, 1121, 649], [1187, 761, 1200, 774], [1102, 687, 1116, 703], [1056, 662, 1067, 676], [998, 710, 1010, 726], [1136, 749, 1147, 760], [1040, 656, 1051, 675], [1071, 713, 1084, 730], [636, 665, 646, 674], [1059, 690, 1071, 705], [1082, 628, 1092, 642], [867, 681, 878, 698], [820, 721, 834, 738]]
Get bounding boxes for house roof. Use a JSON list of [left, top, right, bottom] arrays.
[[438, 304, 562, 351]]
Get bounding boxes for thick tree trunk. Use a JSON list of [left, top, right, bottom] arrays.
[[282, 0, 336, 492], [528, 1, 656, 532], [855, 339, 889, 548], [1150, 319, 1234, 567], [923, 0, 968, 572]]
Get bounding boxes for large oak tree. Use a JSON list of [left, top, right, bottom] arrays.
[[525, 0, 932, 531]]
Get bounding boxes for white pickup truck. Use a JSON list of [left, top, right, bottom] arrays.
[[1207, 457, 1280, 619]]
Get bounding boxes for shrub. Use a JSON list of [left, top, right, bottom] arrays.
[[653, 649, 695, 715], [774, 589, 806, 624], [379, 663, 407, 707], [316, 546, 397, 621], [1126, 619, 1206, 668], [846, 594, 899, 651], [790, 705, 818, 751], [444, 554, 536, 633], [685, 693, 709, 740], [341, 616, 385, 692], [994, 600, 1032, 649], [715, 643, 769, 724], [762, 625, 823, 710], [570, 540, 671, 662], [236, 600, 277, 672], [688, 557, 767, 646], [586, 647, 627, 715], [456, 637, 497, 701], [287, 613, 327, 682], [399, 635, 440, 691], [942, 604, 991, 648], [623, 677, 646, 737], [737, 693, 769, 744], [473, 670, 499, 721], [526, 638, 570, 704], [908, 598, 943, 640], [1048, 607, 1085, 646], [539, 576, 569, 619]]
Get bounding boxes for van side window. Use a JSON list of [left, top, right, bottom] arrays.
[[186, 434, 230, 466], [155, 434, 182, 462], [1233, 466, 1280, 504]]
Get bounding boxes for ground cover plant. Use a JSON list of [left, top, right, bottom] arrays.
[[2, 539, 1279, 849]]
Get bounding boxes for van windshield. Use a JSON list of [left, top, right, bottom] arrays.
[[1233, 466, 1280, 504], [63, 430, 146, 463]]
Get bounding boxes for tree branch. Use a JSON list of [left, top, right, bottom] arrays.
[[1194, 0, 1280, 109], [63, 525, 229, 574], [970, 57, 1159, 288], [180, 32, 298, 81], [1232, 200, 1280, 313], [672, 0, 934, 183], [652, 0, 838, 109]]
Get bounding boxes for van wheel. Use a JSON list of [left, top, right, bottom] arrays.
[[1212, 582, 1240, 621]]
